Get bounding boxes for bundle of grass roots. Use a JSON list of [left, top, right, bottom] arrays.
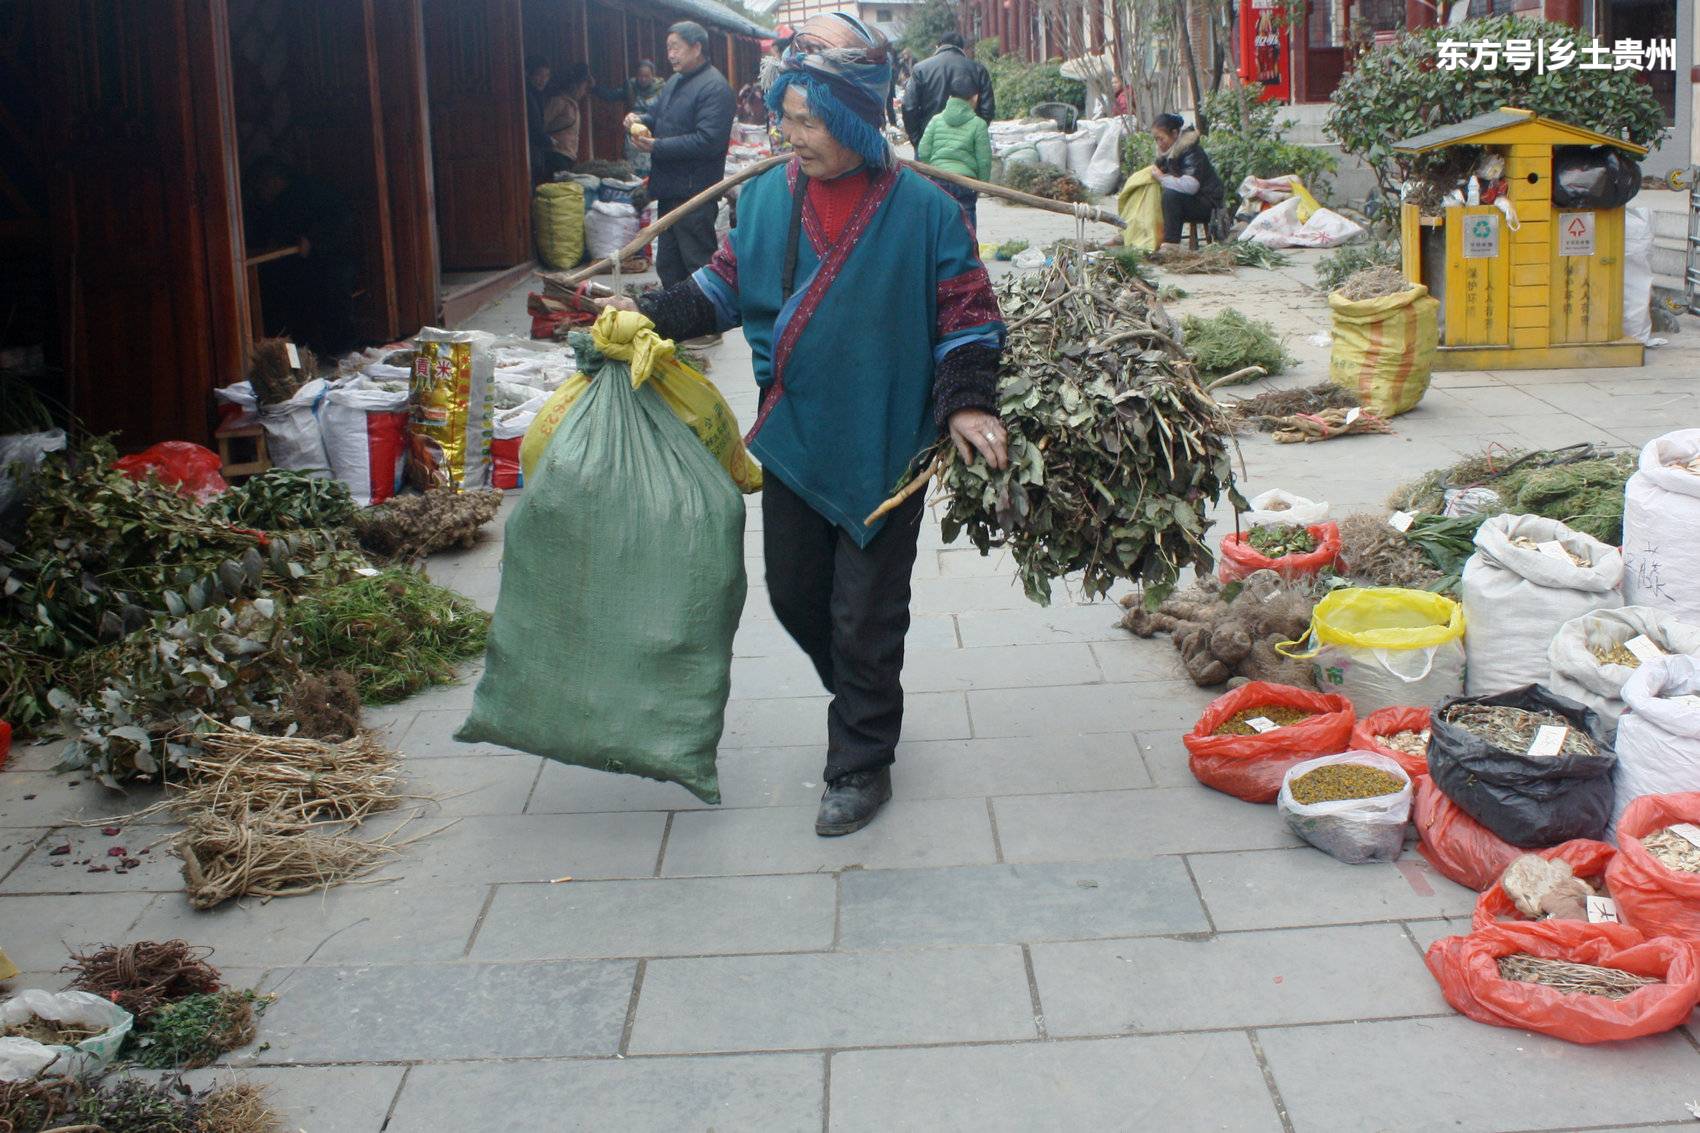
[[290, 567, 489, 704], [931, 246, 1241, 606], [64, 939, 223, 1023], [352, 489, 503, 560], [1182, 308, 1291, 381], [998, 160, 1091, 204], [1337, 264, 1410, 301], [246, 338, 317, 406]]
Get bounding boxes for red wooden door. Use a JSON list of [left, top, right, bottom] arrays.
[[425, 0, 530, 270], [374, 0, 441, 331], [38, 0, 246, 448], [289, 0, 400, 342]]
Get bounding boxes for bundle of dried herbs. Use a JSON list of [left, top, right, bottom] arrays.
[[246, 338, 316, 406], [64, 939, 223, 1023], [933, 246, 1241, 606], [1180, 309, 1291, 379], [289, 568, 489, 704], [128, 988, 267, 1069], [71, 1077, 282, 1133], [0, 1076, 81, 1133], [1337, 512, 1444, 589], [351, 490, 503, 561], [178, 810, 409, 910], [1224, 383, 1358, 433], [1247, 523, 1317, 559], [1642, 827, 1700, 873], [1231, 242, 1292, 270], [1337, 264, 1411, 301], [1440, 703, 1600, 757], [1388, 444, 1635, 544], [1271, 406, 1392, 444], [1495, 953, 1659, 999], [1377, 728, 1431, 758], [1288, 762, 1406, 805], [1120, 569, 1317, 687], [1214, 705, 1315, 735], [998, 160, 1090, 204], [211, 469, 355, 532]]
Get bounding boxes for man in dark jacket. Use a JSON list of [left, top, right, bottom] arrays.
[[1148, 112, 1224, 247], [626, 21, 735, 290], [901, 32, 994, 144]]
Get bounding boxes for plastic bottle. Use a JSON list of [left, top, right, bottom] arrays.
[[1466, 176, 1481, 206]]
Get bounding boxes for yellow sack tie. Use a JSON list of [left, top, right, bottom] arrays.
[[591, 306, 674, 389]]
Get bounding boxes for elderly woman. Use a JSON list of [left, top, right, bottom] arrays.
[[1147, 112, 1224, 248], [601, 13, 1007, 838]]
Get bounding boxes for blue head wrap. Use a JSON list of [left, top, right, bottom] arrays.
[[763, 12, 893, 170]]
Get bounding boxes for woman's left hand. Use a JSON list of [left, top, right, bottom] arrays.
[[948, 408, 1009, 471]]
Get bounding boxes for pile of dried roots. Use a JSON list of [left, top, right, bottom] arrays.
[[352, 489, 504, 561], [1223, 383, 1359, 433], [932, 247, 1241, 606], [63, 939, 223, 1022], [1120, 569, 1318, 688]]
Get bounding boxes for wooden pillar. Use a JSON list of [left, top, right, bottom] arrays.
[[1405, 0, 1434, 29], [1544, 0, 1582, 27]]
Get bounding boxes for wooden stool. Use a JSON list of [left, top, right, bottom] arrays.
[[1184, 220, 1209, 250], [215, 421, 270, 480]]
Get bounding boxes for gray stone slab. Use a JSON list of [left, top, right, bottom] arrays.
[[1032, 923, 1448, 1035], [0, 826, 182, 894], [470, 874, 835, 960], [1133, 728, 1194, 788], [397, 708, 507, 758], [720, 691, 969, 748], [831, 1032, 1283, 1133], [384, 811, 665, 888], [0, 892, 156, 974], [1404, 916, 1474, 954], [399, 752, 540, 816], [171, 1066, 405, 1133], [731, 653, 829, 700], [909, 574, 1081, 613], [1258, 1015, 1700, 1133], [260, 960, 634, 1062], [661, 797, 999, 876], [0, 774, 172, 828], [0, 827, 45, 880], [388, 1054, 824, 1133], [936, 547, 1012, 578], [1190, 847, 1477, 931], [1439, 384, 1556, 416], [527, 746, 822, 812], [993, 788, 1300, 864], [970, 681, 1212, 737], [1089, 637, 1188, 683], [899, 643, 1103, 694], [893, 733, 1149, 797], [838, 858, 1209, 949], [955, 605, 1128, 648], [0, 740, 68, 773], [629, 946, 1036, 1053], [127, 882, 490, 969]]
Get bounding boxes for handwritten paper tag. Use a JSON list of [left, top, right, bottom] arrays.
[[1345, 407, 1362, 426], [1527, 725, 1568, 757], [1623, 634, 1665, 664], [1245, 716, 1280, 734], [1667, 823, 1700, 850], [285, 342, 301, 370], [1585, 895, 1620, 924], [1534, 540, 1573, 564], [354, 567, 381, 577], [1388, 511, 1414, 533]]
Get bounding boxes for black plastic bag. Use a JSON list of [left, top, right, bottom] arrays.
[[1427, 684, 1615, 849], [1550, 146, 1641, 210]]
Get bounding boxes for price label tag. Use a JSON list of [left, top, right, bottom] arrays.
[[1585, 895, 1620, 924], [1345, 407, 1362, 426], [1623, 634, 1665, 664], [285, 342, 301, 370], [1667, 823, 1700, 850], [1534, 540, 1574, 564], [1388, 511, 1415, 533], [354, 566, 381, 577], [1527, 725, 1568, 757], [1245, 716, 1280, 734]]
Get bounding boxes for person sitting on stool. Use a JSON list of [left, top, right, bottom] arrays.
[[1146, 112, 1224, 250]]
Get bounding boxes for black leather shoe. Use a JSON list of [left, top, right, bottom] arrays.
[[815, 768, 892, 837]]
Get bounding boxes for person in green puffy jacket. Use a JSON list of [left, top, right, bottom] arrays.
[[915, 75, 990, 232]]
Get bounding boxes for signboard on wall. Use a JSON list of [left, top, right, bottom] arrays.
[[1463, 212, 1500, 259], [1238, 0, 1291, 102]]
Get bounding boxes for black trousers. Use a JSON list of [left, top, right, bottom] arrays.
[[762, 474, 925, 780], [656, 196, 719, 289], [1161, 188, 1216, 245]]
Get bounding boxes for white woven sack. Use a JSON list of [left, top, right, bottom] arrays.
[[1623, 429, 1700, 621], [1461, 513, 1624, 696], [1548, 606, 1700, 741], [1611, 654, 1700, 834]]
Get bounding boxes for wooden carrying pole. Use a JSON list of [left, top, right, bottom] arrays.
[[542, 155, 1126, 287]]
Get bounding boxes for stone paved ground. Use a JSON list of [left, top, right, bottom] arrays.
[[5, 195, 1700, 1131]]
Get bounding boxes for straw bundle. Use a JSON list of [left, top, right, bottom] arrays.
[[186, 725, 409, 824], [177, 810, 404, 909], [1496, 953, 1660, 999]]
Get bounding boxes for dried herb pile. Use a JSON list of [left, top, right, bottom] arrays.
[[65, 940, 223, 1023], [1496, 953, 1659, 999], [998, 160, 1090, 203], [1224, 383, 1359, 433], [128, 989, 266, 1069], [1378, 729, 1431, 759], [1180, 309, 1291, 380], [60, 1077, 281, 1133], [936, 247, 1241, 606], [1120, 569, 1317, 687], [1388, 444, 1635, 544], [1288, 762, 1406, 805], [1642, 827, 1700, 874], [1248, 523, 1317, 559], [1337, 265, 1410, 301], [1215, 705, 1315, 736], [1440, 703, 1599, 757], [351, 489, 503, 561]]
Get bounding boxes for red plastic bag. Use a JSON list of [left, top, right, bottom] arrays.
[[1350, 705, 1430, 778], [1471, 839, 1616, 930], [1425, 920, 1700, 1043], [1413, 773, 1523, 891], [114, 441, 228, 504], [1184, 682, 1356, 803], [1607, 792, 1700, 941], [492, 436, 523, 490], [1217, 521, 1343, 583], [0, 719, 11, 769]]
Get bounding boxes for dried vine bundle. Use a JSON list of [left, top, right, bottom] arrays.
[[1496, 953, 1660, 999], [352, 489, 503, 560], [177, 809, 404, 910], [180, 723, 409, 825], [1272, 406, 1393, 444], [63, 939, 223, 1023], [1642, 827, 1700, 874], [1224, 382, 1359, 432], [1441, 703, 1598, 757], [935, 247, 1241, 606], [0, 1076, 81, 1133]]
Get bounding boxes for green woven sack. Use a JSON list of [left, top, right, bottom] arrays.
[[532, 181, 585, 269], [456, 322, 745, 803]]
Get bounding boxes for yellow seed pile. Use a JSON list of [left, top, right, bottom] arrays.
[[1589, 642, 1642, 668], [1214, 705, 1315, 736], [1288, 763, 1406, 805]]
